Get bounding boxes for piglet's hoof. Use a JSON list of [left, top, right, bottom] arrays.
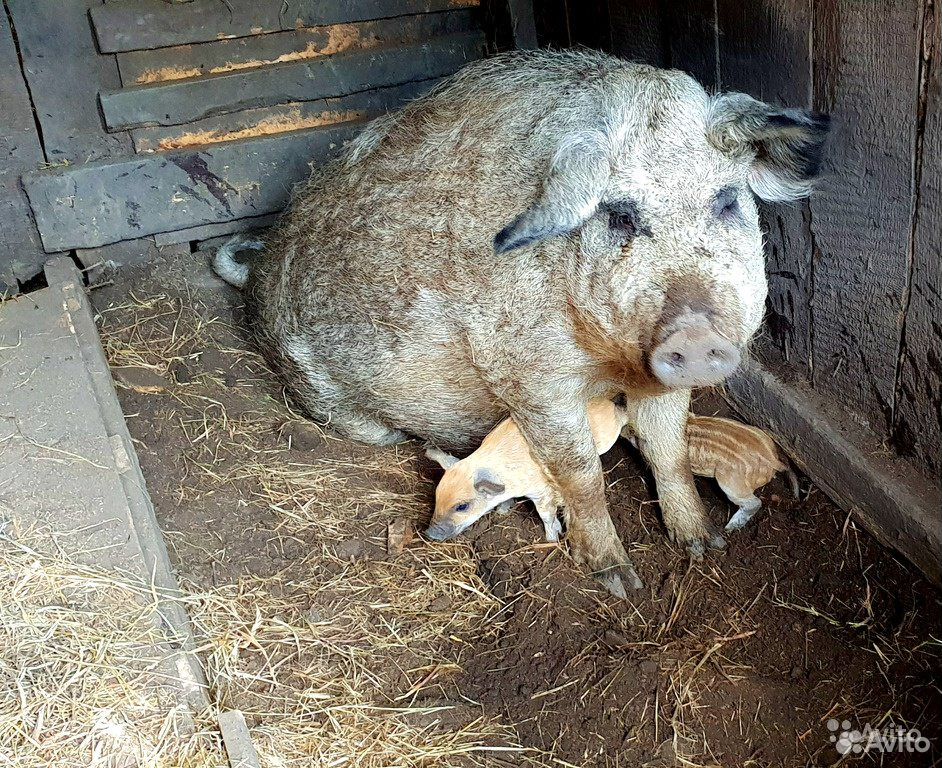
[[593, 563, 644, 596]]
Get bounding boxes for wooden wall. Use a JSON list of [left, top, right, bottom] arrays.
[[0, 0, 486, 286], [540, 0, 941, 485]]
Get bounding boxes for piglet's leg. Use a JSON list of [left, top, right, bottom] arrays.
[[715, 471, 762, 532], [512, 400, 642, 596], [494, 500, 514, 516], [532, 494, 562, 542], [632, 389, 725, 556]]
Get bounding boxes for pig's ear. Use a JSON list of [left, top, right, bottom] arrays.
[[708, 92, 830, 202], [473, 469, 506, 497], [494, 134, 609, 253], [426, 446, 459, 469]]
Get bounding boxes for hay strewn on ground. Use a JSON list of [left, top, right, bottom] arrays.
[[4, 288, 543, 768], [70, 268, 941, 768]]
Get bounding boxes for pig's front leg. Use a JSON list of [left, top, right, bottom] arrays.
[[511, 401, 643, 596], [632, 389, 726, 556]]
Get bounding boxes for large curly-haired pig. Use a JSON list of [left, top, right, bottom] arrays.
[[214, 49, 828, 596]]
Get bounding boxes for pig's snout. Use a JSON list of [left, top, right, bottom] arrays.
[[425, 519, 458, 541], [649, 315, 741, 388]]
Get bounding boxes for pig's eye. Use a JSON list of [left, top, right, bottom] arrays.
[[602, 199, 652, 243], [454, 502, 470, 513], [713, 186, 741, 222]]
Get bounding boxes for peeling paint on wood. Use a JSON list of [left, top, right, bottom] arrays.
[[120, 10, 476, 85], [91, 0, 481, 52], [129, 78, 440, 153], [100, 32, 484, 130]]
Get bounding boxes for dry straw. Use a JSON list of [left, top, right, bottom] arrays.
[[0, 289, 555, 766]]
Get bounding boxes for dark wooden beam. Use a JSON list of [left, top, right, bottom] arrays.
[[91, 0, 480, 52], [892, 0, 942, 479], [22, 122, 362, 251], [668, 0, 718, 89], [99, 33, 483, 130], [507, 0, 537, 49], [809, 0, 921, 438], [716, 0, 814, 374]]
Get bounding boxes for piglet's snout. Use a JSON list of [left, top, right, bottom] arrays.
[[649, 314, 741, 388], [425, 519, 458, 541]]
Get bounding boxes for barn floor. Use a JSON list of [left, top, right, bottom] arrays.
[[91, 249, 942, 768]]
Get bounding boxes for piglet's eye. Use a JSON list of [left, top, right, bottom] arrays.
[[454, 502, 470, 513], [713, 186, 741, 221]]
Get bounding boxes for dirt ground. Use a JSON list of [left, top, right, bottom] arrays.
[[92, 250, 941, 768]]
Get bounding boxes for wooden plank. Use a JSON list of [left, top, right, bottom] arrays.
[[100, 32, 484, 130], [130, 78, 440, 152], [116, 10, 477, 85], [726, 358, 942, 586], [809, 0, 921, 437], [608, 0, 668, 66], [507, 0, 538, 49], [22, 122, 361, 251], [716, 0, 814, 374], [91, 0, 479, 52], [668, 0, 718, 89], [0, 7, 46, 285], [893, 1, 942, 480], [152, 214, 278, 246], [562, 0, 610, 51], [6, 0, 132, 163], [218, 711, 262, 768]]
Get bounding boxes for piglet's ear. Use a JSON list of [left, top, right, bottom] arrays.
[[494, 133, 610, 253], [708, 92, 830, 202], [473, 469, 505, 497], [426, 446, 459, 470]]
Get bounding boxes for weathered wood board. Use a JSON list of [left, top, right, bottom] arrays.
[[507, 0, 538, 49], [6, 0, 132, 163], [100, 32, 483, 129], [116, 10, 477, 85], [92, 0, 479, 52], [727, 358, 942, 586], [716, 0, 814, 373], [668, 0, 718, 89], [129, 78, 439, 152], [23, 123, 361, 251], [607, 0, 667, 66], [809, 0, 921, 437], [0, 9, 46, 285], [893, 3, 942, 478], [151, 214, 279, 247]]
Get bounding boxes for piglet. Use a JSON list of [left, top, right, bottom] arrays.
[[682, 415, 798, 531], [425, 400, 796, 541], [425, 399, 626, 542]]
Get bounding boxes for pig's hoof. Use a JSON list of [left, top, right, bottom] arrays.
[[687, 538, 706, 560], [708, 530, 727, 549], [593, 563, 644, 596], [686, 530, 725, 559]]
